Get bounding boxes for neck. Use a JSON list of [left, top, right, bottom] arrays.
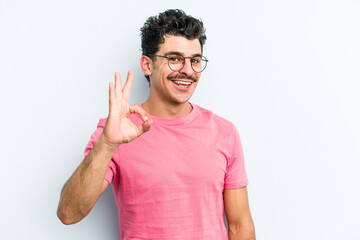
[[142, 99, 193, 119]]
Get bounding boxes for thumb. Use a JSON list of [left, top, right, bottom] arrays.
[[136, 118, 153, 135]]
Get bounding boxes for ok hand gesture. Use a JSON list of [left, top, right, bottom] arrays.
[[102, 71, 152, 147]]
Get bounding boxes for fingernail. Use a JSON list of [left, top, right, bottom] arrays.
[[144, 116, 148, 121]]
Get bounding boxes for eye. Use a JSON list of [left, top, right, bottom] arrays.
[[168, 55, 182, 62], [191, 57, 201, 64]]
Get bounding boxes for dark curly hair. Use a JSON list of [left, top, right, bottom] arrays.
[[140, 9, 207, 85]]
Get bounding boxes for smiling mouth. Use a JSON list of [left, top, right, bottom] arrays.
[[171, 80, 193, 86], [170, 79, 193, 89]]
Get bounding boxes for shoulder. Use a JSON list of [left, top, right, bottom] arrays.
[[96, 117, 108, 128], [194, 104, 237, 133]]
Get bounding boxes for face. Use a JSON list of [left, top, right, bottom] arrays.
[[147, 35, 202, 105]]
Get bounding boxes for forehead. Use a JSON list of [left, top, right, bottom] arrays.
[[157, 35, 202, 55]]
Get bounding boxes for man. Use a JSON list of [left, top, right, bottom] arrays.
[[57, 9, 255, 240]]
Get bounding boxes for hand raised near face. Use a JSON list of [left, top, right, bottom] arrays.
[[101, 71, 153, 148]]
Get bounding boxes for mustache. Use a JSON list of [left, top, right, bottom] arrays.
[[167, 74, 197, 82]]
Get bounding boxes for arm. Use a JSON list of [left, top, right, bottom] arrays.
[[57, 71, 152, 225], [224, 187, 255, 240], [57, 136, 115, 225]]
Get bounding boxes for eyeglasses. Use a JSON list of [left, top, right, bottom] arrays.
[[148, 53, 209, 73]]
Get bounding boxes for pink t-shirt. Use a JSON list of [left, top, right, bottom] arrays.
[[84, 102, 248, 240]]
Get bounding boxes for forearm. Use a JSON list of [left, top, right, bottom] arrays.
[[57, 135, 118, 224], [228, 223, 256, 240]]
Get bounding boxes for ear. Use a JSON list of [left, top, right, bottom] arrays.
[[140, 55, 153, 77]]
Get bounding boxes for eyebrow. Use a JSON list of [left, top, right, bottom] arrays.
[[164, 51, 202, 57]]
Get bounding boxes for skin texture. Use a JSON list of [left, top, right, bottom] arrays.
[[224, 187, 256, 239]]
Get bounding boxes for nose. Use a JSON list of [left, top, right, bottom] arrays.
[[179, 58, 194, 76]]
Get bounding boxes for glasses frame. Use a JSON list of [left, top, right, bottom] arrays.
[[148, 53, 209, 73]]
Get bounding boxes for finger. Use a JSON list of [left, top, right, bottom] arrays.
[[129, 104, 148, 122], [109, 81, 115, 110], [137, 118, 153, 135], [143, 118, 153, 131], [122, 70, 134, 103], [114, 72, 122, 98]]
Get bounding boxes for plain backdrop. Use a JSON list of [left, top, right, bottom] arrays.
[[1, 0, 359, 239]]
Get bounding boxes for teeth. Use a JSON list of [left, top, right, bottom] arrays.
[[172, 80, 192, 85]]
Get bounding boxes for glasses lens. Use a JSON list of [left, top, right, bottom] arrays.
[[167, 54, 208, 72], [191, 56, 205, 73], [168, 55, 185, 71]]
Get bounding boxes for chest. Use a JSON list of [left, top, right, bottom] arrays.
[[114, 127, 229, 193]]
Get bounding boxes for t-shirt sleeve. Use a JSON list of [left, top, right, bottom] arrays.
[[224, 123, 249, 189], [83, 118, 118, 184]]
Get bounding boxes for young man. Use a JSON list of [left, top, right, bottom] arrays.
[[57, 9, 255, 240]]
